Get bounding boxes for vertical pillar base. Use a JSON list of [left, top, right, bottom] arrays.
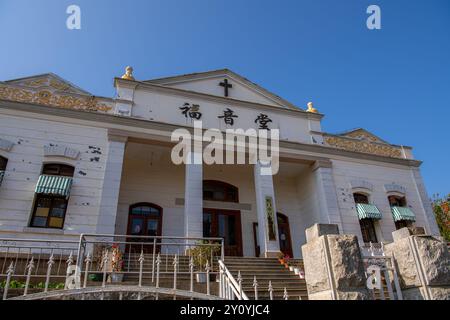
[[302, 224, 371, 300], [385, 228, 450, 300]]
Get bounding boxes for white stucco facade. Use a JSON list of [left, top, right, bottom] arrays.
[[0, 69, 440, 258]]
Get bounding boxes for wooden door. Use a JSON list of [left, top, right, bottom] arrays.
[[203, 209, 243, 257], [127, 203, 163, 253], [277, 213, 293, 258]]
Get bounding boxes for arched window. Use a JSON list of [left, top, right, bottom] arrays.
[[42, 163, 75, 177], [128, 203, 163, 237], [354, 193, 369, 204], [354, 193, 378, 243], [388, 195, 413, 230], [203, 180, 239, 203], [30, 163, 75, 229], [388, 195, 406, 207]]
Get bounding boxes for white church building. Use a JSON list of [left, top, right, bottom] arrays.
[[0, 68, 440, 258]]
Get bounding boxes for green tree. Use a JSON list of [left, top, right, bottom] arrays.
[[432, 194, 450, 242]]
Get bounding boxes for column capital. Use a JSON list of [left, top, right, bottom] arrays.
[[311, 159, 333, 172], [107, 131, 128, 143]]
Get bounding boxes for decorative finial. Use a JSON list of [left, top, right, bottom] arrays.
[[306, 102, 318, 113], [121, 66, 135, 81]]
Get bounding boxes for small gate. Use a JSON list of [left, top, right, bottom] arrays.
[[361, 243, 403, 300]]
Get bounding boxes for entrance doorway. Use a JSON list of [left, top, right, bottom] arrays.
[[202, 180, 243, 257], [126, 203, 163, 253], [277, 213, 293, 258], [253, 213, 293, 258], [203, 209, 243, 257]]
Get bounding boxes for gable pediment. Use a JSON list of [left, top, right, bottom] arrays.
[[4, 73, 91, 96], [339, 128, 389, 144], [145, 69, 299, 110]]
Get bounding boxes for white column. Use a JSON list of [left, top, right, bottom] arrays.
[[96, 134, 127, 234], [184, 152, 203, 238], [254, 161, 281, 257], [312, 160, 343, 232], [410, 167, 440, 236]]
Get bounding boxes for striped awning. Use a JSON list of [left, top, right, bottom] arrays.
[[356, 203, 382, 220], [35, 175, 73, 198], [391, 206, 416, 222], [0, 170, 4, 186]]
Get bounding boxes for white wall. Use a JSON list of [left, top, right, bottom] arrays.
[[331, 159, 437, 242], [161, 76, 283, 107], [129, 89, 313, 145], [115, 143, 185, 238], [0, 113, 109, 239]]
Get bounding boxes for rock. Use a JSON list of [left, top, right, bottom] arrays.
[[386, 232, 450, 300], [302, 224, 370, 300], [305, 224, 339, 243]]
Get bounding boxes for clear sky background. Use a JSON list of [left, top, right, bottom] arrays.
[[0, 0, 449, 198]]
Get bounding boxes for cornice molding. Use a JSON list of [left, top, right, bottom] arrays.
[[0, 99, 423, 168], [114, 78, 324, 121]]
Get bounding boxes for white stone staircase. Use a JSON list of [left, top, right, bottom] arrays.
[[222, 257, 308, 300]]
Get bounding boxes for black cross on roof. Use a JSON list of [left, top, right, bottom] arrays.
[[219, 79, 233, 97]]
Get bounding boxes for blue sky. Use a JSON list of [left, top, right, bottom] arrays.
[[0, 0, 449, 197]]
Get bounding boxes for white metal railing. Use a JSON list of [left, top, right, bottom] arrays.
[[76, 234, 224, 280], [361, 242, 403, 300], [218, 260, 249, 300], [0, 238, 79, 277], [0, 235, 303, 300], [0, 235, 225, 300]]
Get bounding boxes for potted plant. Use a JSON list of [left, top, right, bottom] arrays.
[[283, 254, 291, 268], [187, 241, 221, 283], [277, 252, 285, 265], [89, 245, 108, 282], [109, 244, 124, 283]]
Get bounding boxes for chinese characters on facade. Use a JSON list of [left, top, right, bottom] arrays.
[[180, 103, 273, 130], [180, 103, 202, 120]]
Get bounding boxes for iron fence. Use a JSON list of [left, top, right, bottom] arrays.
[[361, 242, 403, 300]]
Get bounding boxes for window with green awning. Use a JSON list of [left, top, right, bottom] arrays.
[[356, 203, 382, 220], [391, 206, 416, 222], [35, 175, 73, 199]]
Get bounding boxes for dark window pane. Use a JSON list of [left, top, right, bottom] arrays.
[[218, 214, 236, 246], [131, 205, 160, 216], [31, 195, 68, 229], [388, 195, 407, 207], [147, 220, 158, 236], [0, 156, 7, 171], [395, 220, 412, 230], [42, 164, 74, 177], [203, 213, 212, 238], [50, 199, 67, 218], [359, 219, 378, 243], [49, 217, 64, 228], [32, 217, 47, 227], [130, 218, 144, 235], [203, 180, 238, 202], [354, 193, 369, 204]]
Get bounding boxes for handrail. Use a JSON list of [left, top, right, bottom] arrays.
[[218, 260, 249, 300]]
